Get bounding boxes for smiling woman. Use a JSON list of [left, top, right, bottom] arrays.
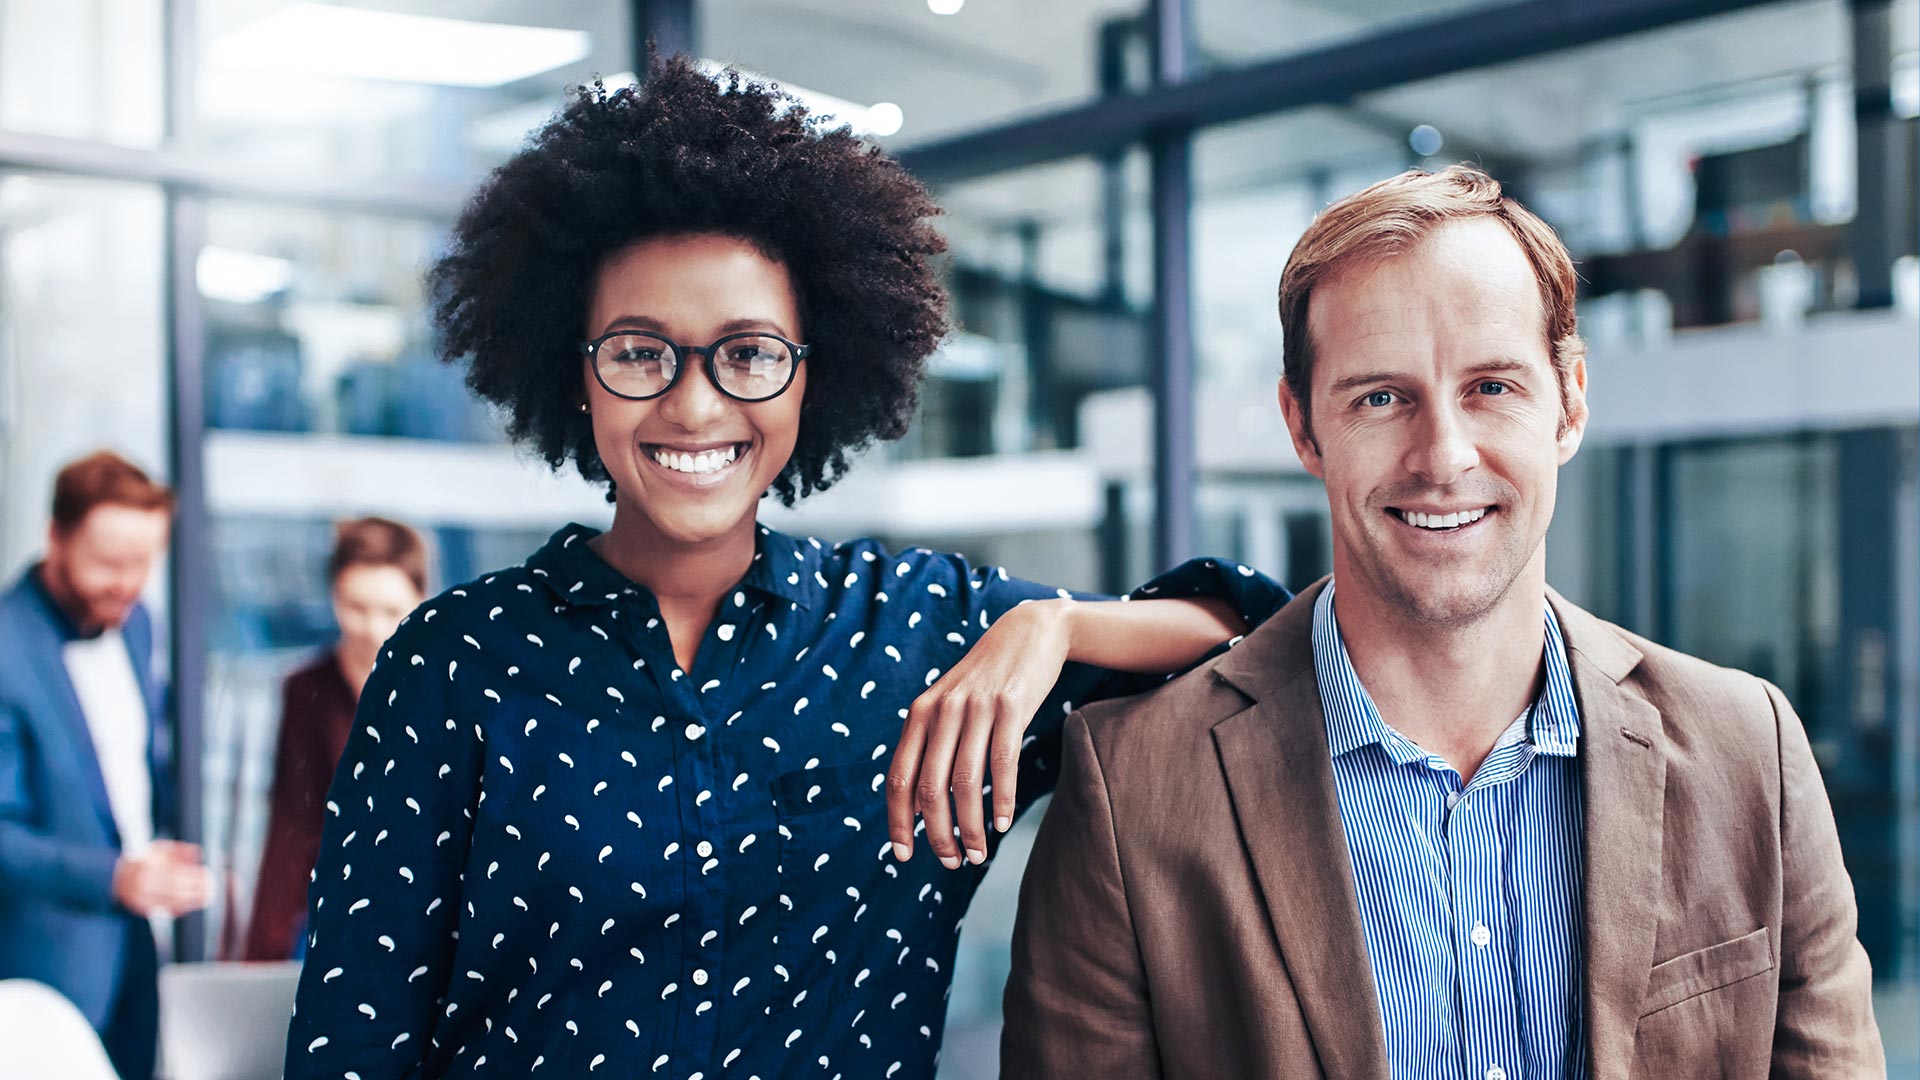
[[280, 54, 1289, 1080]]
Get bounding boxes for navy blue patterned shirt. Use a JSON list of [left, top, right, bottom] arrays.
[[285, 523, 1287, 1079]]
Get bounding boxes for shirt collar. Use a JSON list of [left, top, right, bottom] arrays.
[[524, 523, 820, 612], [1311, 581, 1582, 763]]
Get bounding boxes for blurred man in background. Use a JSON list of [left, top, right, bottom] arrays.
[[0, 450, 211, 1080], [242, 515, 427, 962]]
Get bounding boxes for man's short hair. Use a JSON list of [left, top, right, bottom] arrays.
[[1277, 165, 1586, 436], [50, 450, 174, 531], [327, 517, 430, 596]]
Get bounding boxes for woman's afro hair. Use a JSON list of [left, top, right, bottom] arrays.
[[429, 55, 950, 505]]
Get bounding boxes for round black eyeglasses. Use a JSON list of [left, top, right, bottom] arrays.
[[580, 329, 811, 403]]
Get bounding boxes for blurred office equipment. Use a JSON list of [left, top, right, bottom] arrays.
[[157, 962, 299, 1080], [0, 979, 122, 1080]]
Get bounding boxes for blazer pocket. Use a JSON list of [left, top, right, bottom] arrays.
[[1640, 926, 1775, 1016]]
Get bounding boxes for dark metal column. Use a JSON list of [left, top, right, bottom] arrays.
[[1848, 0, 1901, 309], [162, 0, 212, 961], [632, 0, 698, 65], [1148, 0, 1196, 568]]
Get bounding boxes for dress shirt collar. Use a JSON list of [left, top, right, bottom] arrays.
[[525, 522, 820, 612], [1311, 580, 1581, 764]]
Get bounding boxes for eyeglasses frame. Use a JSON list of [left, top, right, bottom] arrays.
[[579, 329, 812, 403]]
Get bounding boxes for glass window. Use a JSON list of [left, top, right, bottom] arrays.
[[0, 0, 164, 145], [197, 201, 494, 441], [0, 174, 167, 578], [705, 0, 1151, 148], [1194, 0, 1512, 74], [189, 0, 629, 184]]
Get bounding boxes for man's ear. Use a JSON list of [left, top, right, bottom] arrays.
[[1278, 379, 1325, 480], [1556, 356, 1589, 466]]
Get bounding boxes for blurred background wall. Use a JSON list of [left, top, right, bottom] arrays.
[[0, 0, 1913, 1074]]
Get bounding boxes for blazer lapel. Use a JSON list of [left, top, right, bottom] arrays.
[[1212, 580, 1390, 1080], [1551, 594, 1665, 1080], [17, 575, 123, 844]]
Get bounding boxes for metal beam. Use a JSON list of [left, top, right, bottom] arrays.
[[1148, 0, 1196, 568], [900, 0, 1780, 182], [1849, 0, 1900, 309], [0, 129, 468, 220], [633, 0, 698, 64]]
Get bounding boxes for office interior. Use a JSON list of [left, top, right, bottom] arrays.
[[0, 0, 1914, 1075]]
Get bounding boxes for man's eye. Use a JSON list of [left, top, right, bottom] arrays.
[[1363, 391, 1395, 408], [1479, 381, 1510, 395]]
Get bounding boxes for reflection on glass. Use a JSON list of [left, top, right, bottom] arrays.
[[199, 202, 499, 442], [191, 0, 627, 183], [0, 0, 163, 145], [0, 174, 167, 576]]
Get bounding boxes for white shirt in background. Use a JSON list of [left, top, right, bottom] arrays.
[[62, 629, 154, 856]]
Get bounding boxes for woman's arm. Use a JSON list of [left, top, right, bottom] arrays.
[[887, 582, 1276, 870]]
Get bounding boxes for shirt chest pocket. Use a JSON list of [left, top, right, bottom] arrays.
[[770, 759, 896, 1013]]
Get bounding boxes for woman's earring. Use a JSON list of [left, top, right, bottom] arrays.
[[579, 402, 589, 414]]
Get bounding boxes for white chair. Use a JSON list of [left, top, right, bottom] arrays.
[[158, 961, 300, 1080], [0, 978, 121, 1080]]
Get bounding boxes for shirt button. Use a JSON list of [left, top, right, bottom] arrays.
[[692, 968, 710, 987], [1471, 922, 1492, 948], [1486, 1067, 1507, 1080], [696, 841, 714, 858]]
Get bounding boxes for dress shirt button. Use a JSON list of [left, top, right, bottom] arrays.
[[696, 841, 714, 858], [1471, 922, 1491, 948], [1486, 1067, 1507, 1080], [692, 968, 710, 987]]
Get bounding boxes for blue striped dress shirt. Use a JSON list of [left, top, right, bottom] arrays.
[[1311, 583, 1588, 1080]]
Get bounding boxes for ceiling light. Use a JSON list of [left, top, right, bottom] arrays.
[[1409, 124, 1444, 157], [208, 3, 591, 88], [929, 0, 965, 14], [867, 102, 904, 137], [198, 247, 294, 305]]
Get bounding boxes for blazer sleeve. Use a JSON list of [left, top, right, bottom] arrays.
[[1762, 680, 1885, 1077], [1001, 709, 1163, 1078], [0, 699, 120, 912]]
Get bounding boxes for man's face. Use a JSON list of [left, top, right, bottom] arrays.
[[44, 504, 171, 633], [1279, 218, 1587, 626]]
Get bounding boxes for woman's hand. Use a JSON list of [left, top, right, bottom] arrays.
[[886, 599, 1071, 869]]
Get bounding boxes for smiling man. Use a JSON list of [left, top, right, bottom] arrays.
[[1000, 167, 1883, 1079]]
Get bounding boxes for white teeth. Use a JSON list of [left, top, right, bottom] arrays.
[[1404, 508, 1487, 530], [653, 445, 741, 475]]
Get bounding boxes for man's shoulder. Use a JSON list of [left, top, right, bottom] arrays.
[[1560, 603, 1786, 754], [1070, 646, 1284, 770]]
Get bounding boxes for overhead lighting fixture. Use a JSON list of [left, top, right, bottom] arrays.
[[197, 247, 294, 305], [928, 0, 966, 14], [1409, 124, 1444, 157], [208, 3, 591, 88], [866, 102, 904, 137]]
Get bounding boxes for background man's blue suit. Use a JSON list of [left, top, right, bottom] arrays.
[[0, 567, 174, 1080]]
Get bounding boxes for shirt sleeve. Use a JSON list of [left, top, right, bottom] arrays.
[[967, 557, 1291, 812], [283, 615, 485, 1079]]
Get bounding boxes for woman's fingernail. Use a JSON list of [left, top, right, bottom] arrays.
[[891, 841, 910, 862], [939, 853, 961, 870], [995, 816, 1012, 833], [966, 848, 986, 865]]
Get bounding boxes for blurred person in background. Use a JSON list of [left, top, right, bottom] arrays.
[[241, 516, 428, 962], [283, 57, 1288, 1080], [0, 450, 211, 1080]]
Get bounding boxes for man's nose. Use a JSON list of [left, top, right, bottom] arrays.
[[1404, 402, 1479, 485]]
